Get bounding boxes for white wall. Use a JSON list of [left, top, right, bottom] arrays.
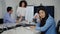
[[0, 0, 60, 25], [0, 1, 2, 18], [0, 0, 6, 18]]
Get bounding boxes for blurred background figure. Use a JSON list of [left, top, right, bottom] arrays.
[[16, 0, 27, 22], [3, 7, 18, 26]]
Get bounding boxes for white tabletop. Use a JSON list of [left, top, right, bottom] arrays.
[[1, 27, 40, 34], [0, 22, 40, 34]]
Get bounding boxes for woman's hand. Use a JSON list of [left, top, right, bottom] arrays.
[[16, 19, 19, 23], [30, 26, 36, 31], [34, 13, 39, 19], [19, 15, 23, 22], [34, 15, 38, 19]]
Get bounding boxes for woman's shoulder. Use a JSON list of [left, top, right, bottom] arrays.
[[46, 15, 55, 23], [48, 15, 54, 20]]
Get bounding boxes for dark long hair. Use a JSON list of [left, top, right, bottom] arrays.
[[37, 6, 49, 34], [19, 0, 27, 7], [38, 6, 49, 27]]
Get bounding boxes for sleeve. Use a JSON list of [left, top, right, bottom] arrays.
[[5, 15, 16, 23], [40, 19, 53, 32], [35, 22, 41, 31]]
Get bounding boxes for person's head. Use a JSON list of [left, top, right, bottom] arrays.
[[7, 7, 13, 14], [37, 6, 49, 27], [38, 6, 48, 19], [19, 0, 27, 8]]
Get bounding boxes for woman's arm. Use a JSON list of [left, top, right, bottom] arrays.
[[36, 18, 54, 32], [40, 19, 53, 32], [36, 22, 41, 31]]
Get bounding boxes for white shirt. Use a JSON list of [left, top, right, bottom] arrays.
[[17, 7, 26, 16]]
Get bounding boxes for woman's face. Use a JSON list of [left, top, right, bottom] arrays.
[[39, 10, 45, 19], [22, 2, 25, 7]]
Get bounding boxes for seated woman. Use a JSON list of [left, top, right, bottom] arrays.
[[36, 6, 57, 34], [16, 0, 27, 22]]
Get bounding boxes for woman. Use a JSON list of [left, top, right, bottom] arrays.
[[36, 6, 57, 34], [17, 0, 27, 22]]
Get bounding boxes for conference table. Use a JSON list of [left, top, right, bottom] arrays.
[[0, 22, 40, 34]]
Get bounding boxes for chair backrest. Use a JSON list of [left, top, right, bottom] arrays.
[[56, 20, 60, 33], [0, 19, 3, 24]]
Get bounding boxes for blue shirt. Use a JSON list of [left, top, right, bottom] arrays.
[[3, 12, 16, 23], [36, 15, 57, 34]]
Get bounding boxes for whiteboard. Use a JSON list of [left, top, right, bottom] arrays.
[[25, 6, 34, 22]]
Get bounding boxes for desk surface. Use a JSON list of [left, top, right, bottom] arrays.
[[1, 27, 40, 34], [0, 23, 40, 34]]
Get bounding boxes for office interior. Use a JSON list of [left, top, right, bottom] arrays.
[[0, 0, 60, 34]]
